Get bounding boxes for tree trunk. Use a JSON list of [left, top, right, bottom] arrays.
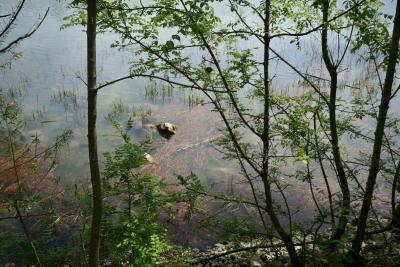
[[262, 1, 302, 265], [87, 0, 102, 266], [321, 0, 351, 243], [391, 160, 400, 232], [352, 0, 400, 258], [393, 204, 400, 238]]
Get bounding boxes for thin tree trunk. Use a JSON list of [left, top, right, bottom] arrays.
[[352, 0, 400, 258], [87, 0, 102, 266], [5, 118, 43, 267], [262, 1, 302, 265], [313, 114, 335, 229], [126, 173, 132, 222], [321, 0, 351, 242], [393, 161, 400, 234], [393, 204, 400, 236], [391, 160, 400, 221], [14, 200, 43, 267]]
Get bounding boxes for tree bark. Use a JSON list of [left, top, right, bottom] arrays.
[[391, 160, 400, 224], [352, 0, 400, 258], [393, 203, 400, 237], [262, 1, 302, 266], [321, 0, 351, 243], [87, 0, 102, 266]]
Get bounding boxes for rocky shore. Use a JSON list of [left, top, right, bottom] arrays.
[[184, 224, 400, 266]]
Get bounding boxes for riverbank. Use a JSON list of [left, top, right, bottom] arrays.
[[178, 221, 400, 266]]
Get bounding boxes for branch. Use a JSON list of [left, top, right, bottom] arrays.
[[179, 0, 261, 138], [303, 73, 361, 90], [0, 0, 26, 38], [103, 6, 263, 175], [269, 0, 367, 40], [0, 7, 50, 53], [269, 47, 330, 106], [390, 83, 400, 99], [95, 73, 230, 93], [102, 3, 187, 15], [184, 186, 268, 213], [335, 24, 354, 67], [76, 74, 87, 86]]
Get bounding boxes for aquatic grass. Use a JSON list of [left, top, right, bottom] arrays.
[[134, 104, 152, 127], [145, 82, 173, 103], [109, 99, 126, 117], [50, 86, 83, 112], [184, 92, 204, 108], [49, 86, 86, 123]]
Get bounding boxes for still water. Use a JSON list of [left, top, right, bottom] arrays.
[[1, 0, 225, 183], [0, 0, 395, 247], [1, 1, 251, 247]]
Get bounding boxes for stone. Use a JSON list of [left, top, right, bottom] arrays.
[[250, 260, 262, 267], [144, 122, 177, 139], [250, 255, 263, 267], [143, 153, 154, 163], [156, 122, 177, 138]]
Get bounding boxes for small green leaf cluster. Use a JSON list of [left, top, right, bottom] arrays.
[[100, 112, 200, 266], [109, 219, 171, 266], [325, 230, 355, 266], [349, 0, 395, 66], [101, 116, 168, 265]]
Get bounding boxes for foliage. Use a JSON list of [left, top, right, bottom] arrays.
[[99, 112, 179, 266], [348, 0, 394, 64], [325, 230, 355, 266], [0, 87, 73, 266], [61, 0, 400, 265], [106, 219, 170, 266]]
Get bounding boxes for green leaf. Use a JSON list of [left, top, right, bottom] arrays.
[[295, 149, 309, 165]]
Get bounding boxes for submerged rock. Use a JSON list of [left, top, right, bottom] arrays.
[[156, 122, 177, 137], [145, 122, 177, 139]]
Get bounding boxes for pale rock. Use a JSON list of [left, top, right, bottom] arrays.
[[143, 153, 154, 163], [250, 255, 263, 267]]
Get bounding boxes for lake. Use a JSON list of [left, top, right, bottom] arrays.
[[0, 0, 396, 248]]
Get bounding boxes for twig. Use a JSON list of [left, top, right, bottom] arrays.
[[0, 7, 50, 53]]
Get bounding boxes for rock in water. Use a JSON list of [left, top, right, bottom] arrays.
[[143, 153, 154, 163], [143, 122, 177, 139], [156, 122, 177, 139]]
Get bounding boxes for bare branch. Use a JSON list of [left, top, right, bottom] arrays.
[[0, 0, 26, 38], [0, 8, 50, 53], [95, 73, 228, 93], [269, 47, 330, 106]]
